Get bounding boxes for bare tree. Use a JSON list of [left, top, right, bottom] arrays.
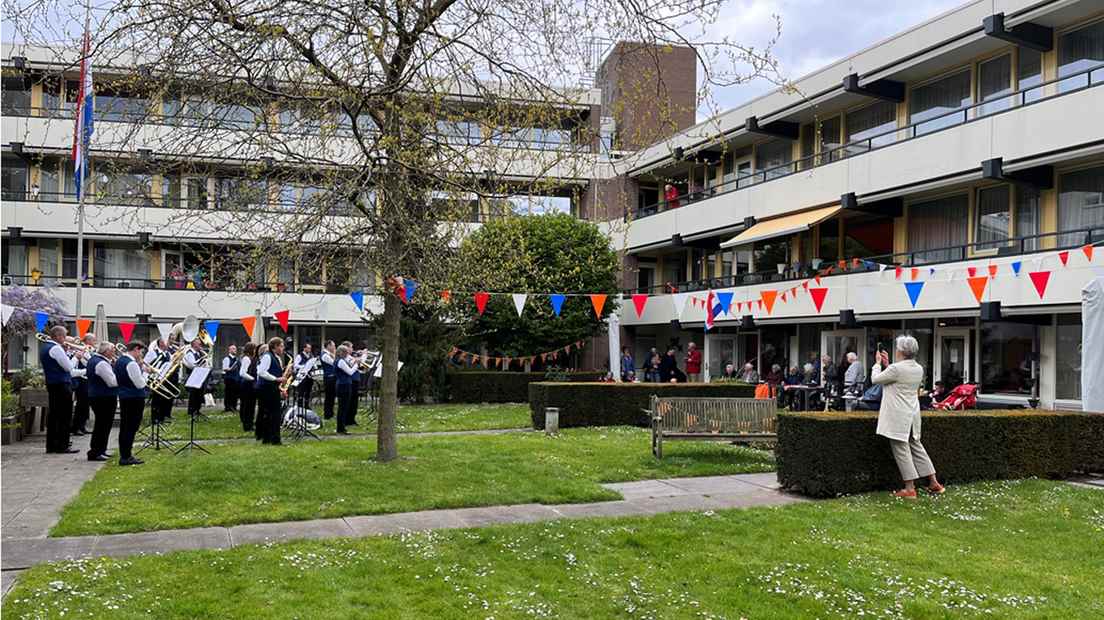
[[7, 0, 783, 461]]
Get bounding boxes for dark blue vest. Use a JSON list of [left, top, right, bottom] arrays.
[[115, 356, 147, 400], [86, 355, 118, 399], [39, 342, 72, 386], [335, 358, 353, 387], [255, 352, 282, 389], [223, 356, 238, 384], [321, 355, 335, 379]]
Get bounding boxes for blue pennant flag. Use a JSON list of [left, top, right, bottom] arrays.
[[404, 279, 418, 302], [203, 320, 220, 342], [904, 282, 925, 308], [929, 267, 936, 276], [715, 291, 734, 316], [34, 311, 49, 332], [349, 290, 364, 311], [1011, 261, 1022, 276], [549, 294, 565, 317]]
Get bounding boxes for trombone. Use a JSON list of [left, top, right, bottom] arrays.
[[35, 332, 94, 355], [147, 315, 213, 400]]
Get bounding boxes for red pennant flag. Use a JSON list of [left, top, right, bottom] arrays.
[[473, 292, 490, 315], [631, 294, 648, 318], [274, 309, 290, 332], [910, 268, 920, 281], [966, 276, 989, 303], [802, 281, 809, 291], [988, 264, 998, 277], [1083, 244, 1094, 262], [118, 322, 136, 342], [1058, 251, 1070, 266], [760, 290, 778, 314], [757, 300, 763, 310], [781, 292, 788, 302], [791, 286, 798, 296], [1028, 271, 1051, 298], [76, 318, 92, 338], [240, 315, 256, 337], [814, 276, 822, 286], [895, 266, 903, 280], [809, 287, 828, 313], [440, 289, 451, 302], [968, 266, 977, 277], [590, 294, 607, 318], [736, 302, 743, 313]]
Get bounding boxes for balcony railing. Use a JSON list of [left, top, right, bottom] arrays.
[[633, 64, 1104, 220], [0, 273, 377, 295], [625, 226, 1104, 296]]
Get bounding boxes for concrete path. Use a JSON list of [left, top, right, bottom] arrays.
[[2, 432, 104, 541], [0, 472, 801, 573]]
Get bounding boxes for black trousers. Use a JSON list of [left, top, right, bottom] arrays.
[[187, 387, 204, 417], [336, 383, 352, 432], [117, 397, 145, 461], [239, 384, 255, 432], [296, 377, 313, 409], [348, 381, 360, 425], [71, 382, 90, 432], [46, 382, 74, 453], [258, 383, 282, 444], [323, 377, 336, 419], [88, 395, 117, 458], [223, 379, 238, 411]]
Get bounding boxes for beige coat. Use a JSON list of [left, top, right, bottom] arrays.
[[871, 359, 924, 442]]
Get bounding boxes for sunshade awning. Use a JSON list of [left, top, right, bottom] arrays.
[[720, 204, 841, 248]]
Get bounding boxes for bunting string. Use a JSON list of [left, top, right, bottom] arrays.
[[447, 340, 587, 368]]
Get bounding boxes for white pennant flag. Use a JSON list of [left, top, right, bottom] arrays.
[[512, 293, 527, 317], [878, 264, 888, 273], [672, 292, 690, 320], [156, 322, 173, 341], [0, 303, 14, 327]]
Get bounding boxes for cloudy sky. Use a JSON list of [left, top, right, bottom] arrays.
[[692, 0, 966, 119]]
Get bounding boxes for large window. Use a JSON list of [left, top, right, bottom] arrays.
[[216, 177, 268, 210], [845, 101, 896, 155], [908, 194, 968, 263], [819, 116, 842, 162], [817, 219, 839, 263], [909, 70, 971, 135], [1015, 185, 1040, 252], [755, 140, 792, 181], [1057, 166, 1104, 248], [843, 214, 894, 258], [975, 185, 1011, 250], [1056, 314, 1082, 400], [977, 54, 1012, 116], [1, 76, 30, 114], [94, 84, 149, 122], [979, 322, 1034, 395], [752, 239, 789, 274], [1058, 20, 1104, 93], [95, 167, 155, 206], [1, 155, 28, 200], [1018, 48, 1043, 103], [94, 243, 150, 287], [61, 239, 91, 279]]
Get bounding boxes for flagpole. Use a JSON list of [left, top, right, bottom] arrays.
[[74, 5, 91, 320]]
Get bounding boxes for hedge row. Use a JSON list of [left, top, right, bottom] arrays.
[[529, 382, 757, 429], [776, 411, 1104, 498], [448, 371, 605, 403]]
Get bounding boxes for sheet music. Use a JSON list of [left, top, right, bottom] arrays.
[[373, 360, 402, 378], [185, 367, 211, 389]]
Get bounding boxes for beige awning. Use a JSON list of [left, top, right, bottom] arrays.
[[720, 204, 842, 248]]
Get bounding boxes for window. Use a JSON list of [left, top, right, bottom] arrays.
[[3, 241, 28, 276], [979, 322, 1034, 395], [1, 76, 30, 115], [216, 177, 267, 210], [909, 69, 971, 135], [94, 243, 150, 287], [817, 219, 839, 262], [843, 214, 894, 258], [38, 239, 59, 280], [1018, 48, 1043, 103], [845, 101, 897, 155], [975, 185, 1011, 251], [39, 159, 60, 199], [94, 84, 149, 122], [165, 175, 182, 207], [819, 116, 842, 162], [1, 155, 28, 200], [1058, 20, 1104, 93], [799, 123, 815, 170], [752, 239, 789, 273], [95, 167, 154, 206], [1056, 314, 1082, 400], [977, 54, 1012, 116], [755, 140, 792, 181], [908, 194, 968, 263], [1015, 185, 1040, 252], [186, 178, 208, 210], [1057, 166, 1104, 247], [61, 239, 91, 279]]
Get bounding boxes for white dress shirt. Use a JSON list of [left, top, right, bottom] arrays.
[[337, 357, 357, 376], [93, 355, 119, 387], [222, 355, 235, 371], [126, 355, 147, 389], [49, 343, 86, 378], [238, 356, 254, 382], [321, 351, 335, 366], [256, 353, 279, 382], [183, 349, 199, 370]]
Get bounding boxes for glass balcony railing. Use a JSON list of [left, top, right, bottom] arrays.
[[0, 273, 377, 295]]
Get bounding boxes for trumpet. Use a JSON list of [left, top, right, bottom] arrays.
[[355, 349, 381, 373], [35, 332, 94, 355]]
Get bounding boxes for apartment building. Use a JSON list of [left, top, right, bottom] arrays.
[[613, 0, 1103, 410]]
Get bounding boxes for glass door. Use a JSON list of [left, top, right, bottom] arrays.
[[162, 250, 184, 289], [820, 329, 865, 385], [738, 332, 760, 375], [705, 335, 737, 382], [935, 328, 971, 389]]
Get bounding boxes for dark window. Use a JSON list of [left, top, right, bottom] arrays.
[[1057, 165, 1104, 247], [755, 140, 792, 181], [909, 70, 971, 135], [908, 194, 969, 263], [819, 117, 842, 162], [975, 185, 1011, 250], [977, 54, 1012, 116], [845, 101, 897, 155], [1058, 20, 1104, 92], [978, 322, 1035, 395], [1, 155, 28, 200], [1018, 48, 1043, 103], [1, 76, 30, 115]]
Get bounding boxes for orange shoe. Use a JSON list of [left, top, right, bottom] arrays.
[[926, 482, 946, 495], [892, 489, 918, 500]]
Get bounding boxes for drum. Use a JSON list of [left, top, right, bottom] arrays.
[[282, 406, 322, 430], [309, 367, 324, 380]]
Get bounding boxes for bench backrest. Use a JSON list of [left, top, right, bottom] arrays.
[[651, 396, 777, 434]]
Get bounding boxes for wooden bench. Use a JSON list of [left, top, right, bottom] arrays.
[[646, 396, 777, 458]]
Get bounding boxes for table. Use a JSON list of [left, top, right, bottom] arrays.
[[783, 385, 822, 411]]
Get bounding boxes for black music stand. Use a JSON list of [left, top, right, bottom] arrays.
[[282, 385, 320, 441], [137, 412, 176, 453], [173, 408, 210, 455]]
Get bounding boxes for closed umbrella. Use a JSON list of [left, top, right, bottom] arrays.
[[251, 308, 265, 345], [93, 304, 109, 343]]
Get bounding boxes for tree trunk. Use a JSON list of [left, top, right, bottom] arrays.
[[377, 291, 401, 462]]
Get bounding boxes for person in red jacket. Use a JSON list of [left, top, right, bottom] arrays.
[[664, 183, 680, 210], [685, 342, 702, 382]]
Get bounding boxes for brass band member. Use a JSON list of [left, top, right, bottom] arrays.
[[145, 338, 175, 424], [39, 325, 85, 454], [334, 344, 356, 435], [181, 338, 208, 417], [86, 342, 119, 462], [115, 341, 149, 466], [293, 343, 315, 409], [222, 344, 239, 413], [340, 340, 361, 427], [254, 337, 285, 445], [320, 340, 336, 419], [237, 342, 257, 433], [252, 343, 268, 440], [70, 333, 97, 436]]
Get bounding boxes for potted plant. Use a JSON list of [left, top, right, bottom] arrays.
[[1, 377, 22, 444]]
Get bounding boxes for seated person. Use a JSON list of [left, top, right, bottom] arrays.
[[738, 363, 759, 383], [720, 363, 738, 380], [765, 364, 784, 387], [801, 362, 818, 385], [784, 366, 802, 386]]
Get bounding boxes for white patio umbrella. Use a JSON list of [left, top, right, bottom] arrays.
[[251, 308, 265, 345], [93, 303, 109, 343]]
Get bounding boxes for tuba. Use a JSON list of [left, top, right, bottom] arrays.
[[147, 315, 209, 399]]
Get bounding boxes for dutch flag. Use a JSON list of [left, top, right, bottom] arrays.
[[71, 19, 94, 200]]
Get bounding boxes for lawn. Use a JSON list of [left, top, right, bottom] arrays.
[[52, 427, 774, 536], [11, 480, 1103, 619], [157, 403, 531, 440]]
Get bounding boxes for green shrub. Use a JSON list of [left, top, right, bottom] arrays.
[[448, 371, 605, 403], [529, 382, 758, 429], [776, 410, 1104, 498], [1, 377, 18, 414]]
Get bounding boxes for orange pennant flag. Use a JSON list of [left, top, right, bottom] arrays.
[[910, 268, 920, 281], [760, 290, 778, 314], [1083, 244, 1094, 262], [76, 318, 92, 338], [988, 264, 998, 278], [589, 294, 607, 318], [240, 315, 256, 337], [967, 276, 989, 303]]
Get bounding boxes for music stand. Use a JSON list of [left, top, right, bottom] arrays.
[[175, 369, 211, 455], [185, 368, 211, 422], [137, 411, 176, 452], [282, 386, 321, 441]]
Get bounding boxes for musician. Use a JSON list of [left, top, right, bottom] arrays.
[[181, 338, 208, 418], [237, 343, 257, 433], [320, 340, 336, 419], [334, 344, 356, 435], [292, 343, 314, 409], [222, 344, 239, 413], [39, 325, 85, 454], [145, 338, 174, 424], [254, 337, 285, 445], [70, 333, 97, 436], [115, 341, 149, 466], [340, 340, 360, 427], [85, 342, 118, 462], [252, 344, 268, 440]]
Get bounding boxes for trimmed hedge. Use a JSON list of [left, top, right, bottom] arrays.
[[529, 382, 757, 429], [776, 410, 1104, 498], [448, 371, 605, 403]]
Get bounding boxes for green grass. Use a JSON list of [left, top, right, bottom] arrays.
[[52, 427, 774, 536], [160, 403, 531, 440], [11, 480, 1104, 619]]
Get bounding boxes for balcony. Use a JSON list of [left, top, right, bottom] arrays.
[[623, 65, 1104, 251]]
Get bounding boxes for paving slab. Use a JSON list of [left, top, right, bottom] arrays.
[[601, 479, 689, 500], [229, 518, 355, 546], [659, 475, 762, 495], [547, 500, 658, 519], [343, 514, 416, 537], [92, 527, 232, 558], [709, 490, 808, 509], [730, 472, 782, 490], [451, 504, 561, 527], [2, 569, 24, 600], [1, 536, 99, 570]]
